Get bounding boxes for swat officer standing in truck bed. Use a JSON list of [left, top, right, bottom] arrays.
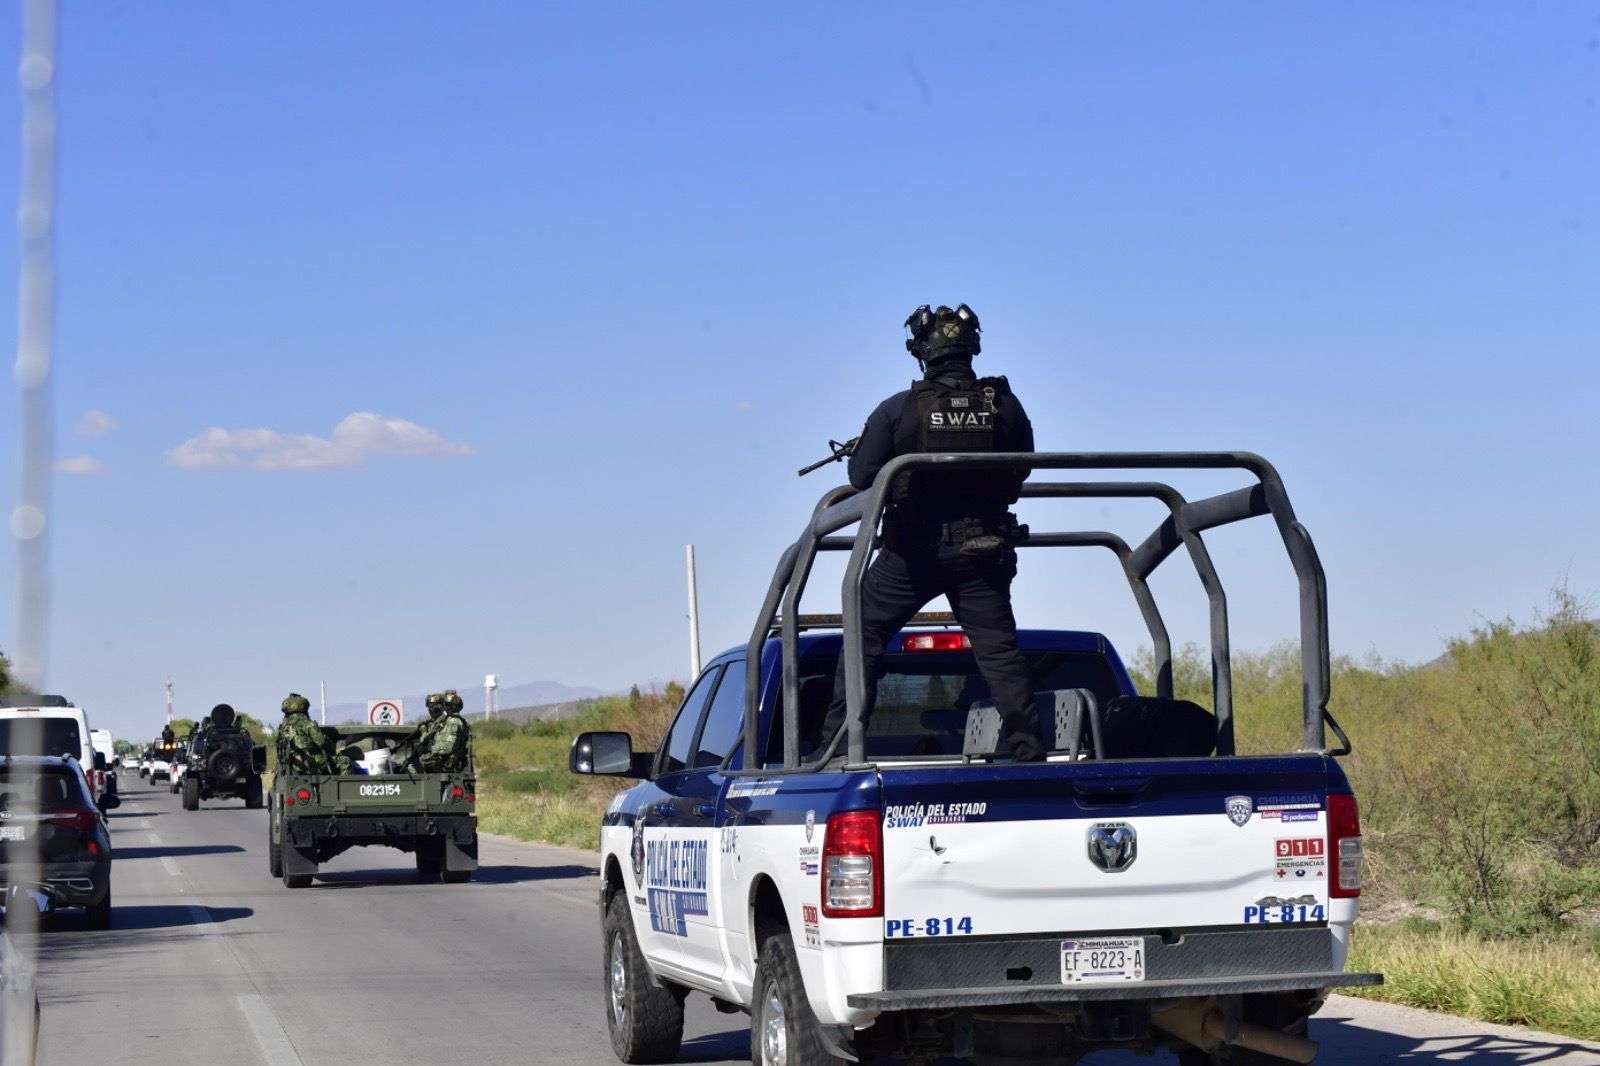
[[818, 303, 1045, 761]]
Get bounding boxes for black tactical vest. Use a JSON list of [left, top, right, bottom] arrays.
[[891, 375, 1012, 517]]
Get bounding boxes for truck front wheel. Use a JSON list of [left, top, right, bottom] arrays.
[[751, 932, 844, 1066], [182, 777, 200, 811], [603, 893, 683, 1063], [243, 778, 264, 809]]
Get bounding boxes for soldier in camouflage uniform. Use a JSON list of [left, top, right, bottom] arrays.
[[392, 693, 447, 772], [276, 693, 333, 775], [417, 690, 470, 773]]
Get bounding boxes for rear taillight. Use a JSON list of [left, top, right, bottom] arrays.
[[450, 786, 464, 800], [296, 788, 312, 803], [1328, 793, 1363, 898], [902, 632, 970, 652], [821, 810, 882, 918]]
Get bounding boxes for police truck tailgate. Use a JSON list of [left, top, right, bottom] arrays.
[[878, 755, 1335, 941]]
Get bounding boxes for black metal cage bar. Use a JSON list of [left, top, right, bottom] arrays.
[[738, 451, 1336, 773]]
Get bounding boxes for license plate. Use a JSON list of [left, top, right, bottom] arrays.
[[1060, 936, 1144, 984], [0, 826, 26, 842]]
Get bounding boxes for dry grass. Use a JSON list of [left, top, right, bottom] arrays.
[[1346, 922, 1600, 1041]]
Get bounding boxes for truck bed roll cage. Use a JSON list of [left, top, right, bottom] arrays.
[[738, 451, 1349, 774]]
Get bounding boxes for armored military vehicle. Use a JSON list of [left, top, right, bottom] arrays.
[[180, 704, 266, 810], [269, 724, 477, 888]]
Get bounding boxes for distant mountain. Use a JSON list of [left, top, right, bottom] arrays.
[[323, 679, 608, 724]]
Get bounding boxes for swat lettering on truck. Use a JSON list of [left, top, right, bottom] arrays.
[[573, 451, 1380, 1065], [270, 725, 477, 889]]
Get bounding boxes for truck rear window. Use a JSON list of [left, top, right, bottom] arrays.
[[778, 650, 1124, 761], [0, 718, 83, 759]]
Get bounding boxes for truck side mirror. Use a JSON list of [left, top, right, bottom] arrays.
[[251, 746, 268, 773], [93, 752, 108, 772], [96, 792, 121, 812], [570, 732, 646, 777]]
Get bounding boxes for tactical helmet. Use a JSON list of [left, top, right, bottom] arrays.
[[425, 692, 446, 719], [442, 690, 464, 714], [211, 703, 237, 730], [281, 693, 311, 715], [905, 303, 981, 365]]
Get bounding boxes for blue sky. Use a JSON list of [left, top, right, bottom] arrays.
[[2, 4, 1597, 740]]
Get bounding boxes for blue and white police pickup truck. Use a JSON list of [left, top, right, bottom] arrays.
[[572, 452, 1380, 1065]]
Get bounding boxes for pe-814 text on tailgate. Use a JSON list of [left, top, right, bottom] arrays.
[[358, 783, 402, 797]]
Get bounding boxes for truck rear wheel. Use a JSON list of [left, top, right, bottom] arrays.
[[416, 845, 443, 882], [243, 778, 263, 809], [182, 776, 200, 811], [751, 932, 843, 1066], [603, 893, 683, 1063]]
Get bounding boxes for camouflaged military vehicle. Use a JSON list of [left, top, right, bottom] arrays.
[[268, 724, 477, 888]]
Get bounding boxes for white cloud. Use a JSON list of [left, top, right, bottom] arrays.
[[55, 455, 106, 475], [75, 410, 118, 438], [166, 412, 473, 472]]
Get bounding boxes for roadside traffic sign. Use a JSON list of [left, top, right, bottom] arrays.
[[368, 699, 403, 725]]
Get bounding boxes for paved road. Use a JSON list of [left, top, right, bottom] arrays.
[[19, 781, 1600, 1065]]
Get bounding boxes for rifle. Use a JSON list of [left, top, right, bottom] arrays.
[[797, 436, 860, 478]]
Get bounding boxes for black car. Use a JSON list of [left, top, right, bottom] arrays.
[[0, 756, 117, 928]]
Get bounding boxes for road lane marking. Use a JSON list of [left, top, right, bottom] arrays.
[[147, 832, 163, 845], [160, 857, 180, 877], [189, 904, 216, 935], [236, 993, 304, 1066]]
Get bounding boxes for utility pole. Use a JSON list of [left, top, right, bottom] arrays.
[[484, 674, 497, 720], [686, 544, 702, 678], [319, 680, 327, 726], [164, 677, 173, 725]]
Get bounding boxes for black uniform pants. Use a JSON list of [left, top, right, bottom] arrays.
[[821, 544, 1037, 751]]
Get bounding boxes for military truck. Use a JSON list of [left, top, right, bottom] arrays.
[[180, 705, 266, 811], [268, 724, 477, 888]]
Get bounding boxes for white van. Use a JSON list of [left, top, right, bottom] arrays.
[[90, 727, 118, 793], [0, 695, 105, 798]]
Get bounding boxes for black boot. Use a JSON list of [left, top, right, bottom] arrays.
[[1000, 730, 1045, 763]]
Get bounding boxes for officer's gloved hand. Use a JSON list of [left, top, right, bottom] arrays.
[[1000, 731, 1046, 763]]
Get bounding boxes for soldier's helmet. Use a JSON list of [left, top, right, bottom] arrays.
[[211, 703, 237, 729], [425, 692, 445, 719], [905, 303, 981, 364], [281, 693, 311, 716], [442, 690, 464, 715]]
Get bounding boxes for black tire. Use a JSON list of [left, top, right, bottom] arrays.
[[415, 845, 443, 882], [182, 776, 200, 811], [243, 778, 264, 809], [268, 816, 283, 878], [603, 892, 683, 1064], [84, 883, 112, 931], [751, 932, 843, 1065]]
